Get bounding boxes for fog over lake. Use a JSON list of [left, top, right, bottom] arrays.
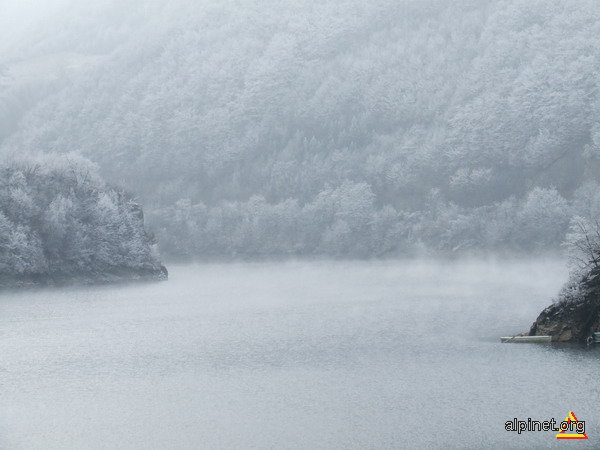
[[1, 259, 597, 449], [2, 1, 600, 447]]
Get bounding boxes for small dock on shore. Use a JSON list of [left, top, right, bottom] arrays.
[[501, 335, 552, 343]]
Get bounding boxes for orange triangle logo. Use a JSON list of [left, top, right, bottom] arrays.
[[556, 411, 588, 439]]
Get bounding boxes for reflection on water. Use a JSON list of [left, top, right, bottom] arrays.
[[0, 259, 598, 449]]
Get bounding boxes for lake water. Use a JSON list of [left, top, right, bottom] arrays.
[[1, 259, 598, 449]]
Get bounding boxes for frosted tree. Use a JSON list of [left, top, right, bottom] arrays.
[[0, 154, 166, 285], [2, 0, 600, 258], [564, 217, 600, 271]]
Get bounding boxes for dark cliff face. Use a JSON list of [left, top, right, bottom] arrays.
[[529, 267, 600, 342]]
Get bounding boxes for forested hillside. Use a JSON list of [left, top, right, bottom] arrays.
[[1, 0, 599, 257], [0, 154, 166, 286]]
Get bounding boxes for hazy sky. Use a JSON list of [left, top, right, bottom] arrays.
[[0, 0, 69, 51]]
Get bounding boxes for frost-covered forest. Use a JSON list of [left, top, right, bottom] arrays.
[[0, 154, 164, 283], [1, 0, 600, 258]]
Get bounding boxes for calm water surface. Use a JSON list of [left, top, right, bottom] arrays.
[[1, 259, 598, 449]]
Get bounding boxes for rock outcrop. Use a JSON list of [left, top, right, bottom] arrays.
[[0, 155, 168, 289], [0, 265, 168, 289], [529, 267, 600, 342]]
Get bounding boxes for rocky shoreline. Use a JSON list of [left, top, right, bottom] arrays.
[[0, 265, 168, 290], [529, 266, 600, 342]]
